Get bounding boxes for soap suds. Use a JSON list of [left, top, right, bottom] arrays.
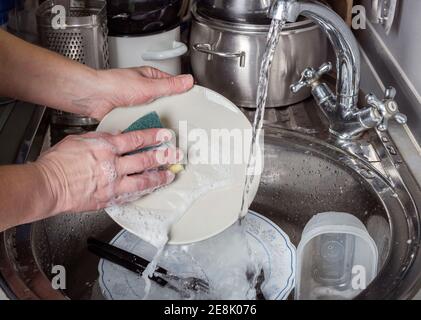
[[99, 216, 275, 300], [104, 125, 241, 298], [107, 164, 234, 249], [100, 161, 118, 184]]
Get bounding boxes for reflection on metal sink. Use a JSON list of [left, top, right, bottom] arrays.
[[253, 129, 420, 299], [1, 121, 419, 299]]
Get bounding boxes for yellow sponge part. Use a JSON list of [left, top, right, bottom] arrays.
[[169, 164, 184, 174]]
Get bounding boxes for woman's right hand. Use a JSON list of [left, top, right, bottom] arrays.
[[33, 129, 182, 217]]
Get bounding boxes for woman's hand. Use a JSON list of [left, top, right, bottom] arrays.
[[85, 67, 194, 120], [0, 31, 194, 120], [33, 129, 183, 215]]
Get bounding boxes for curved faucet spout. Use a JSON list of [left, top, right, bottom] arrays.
[[269, 0, 360, 112]]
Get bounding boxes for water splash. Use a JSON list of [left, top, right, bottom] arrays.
[[141, 246, 165, 300]]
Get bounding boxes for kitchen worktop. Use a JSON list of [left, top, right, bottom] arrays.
[[0, 99, 46, 300], [0, 99, 46, 165]]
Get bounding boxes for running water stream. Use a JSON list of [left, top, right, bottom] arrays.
[[240, 20, 286, 216]]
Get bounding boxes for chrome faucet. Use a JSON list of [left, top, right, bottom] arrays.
[[268, 0, 407, 139]]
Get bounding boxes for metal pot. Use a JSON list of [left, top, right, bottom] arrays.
[[196, 0, 273, 24], [107, 0, 184, 36], [190, 7, 328, 108]]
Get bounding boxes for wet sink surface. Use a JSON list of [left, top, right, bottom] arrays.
[[0, 127, 419, 300], [251, 134, 390, 248], [30, 130, 396, 299]]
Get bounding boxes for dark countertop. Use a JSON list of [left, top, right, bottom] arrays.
[[0, 99, 47, 165], [0, 98, 47, 299]]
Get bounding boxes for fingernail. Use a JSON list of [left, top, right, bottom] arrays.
[[177, 74, 194, 91]]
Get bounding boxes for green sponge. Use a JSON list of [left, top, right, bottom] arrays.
[[123, 111, 163, 133], [124, 112, 183, 174]]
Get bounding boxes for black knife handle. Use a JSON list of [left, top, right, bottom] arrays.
[[87, 238, 168, 287]]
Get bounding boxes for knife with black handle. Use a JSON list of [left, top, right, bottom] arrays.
[[87, 237, 168, 287]]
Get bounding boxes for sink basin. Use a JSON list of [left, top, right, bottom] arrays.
[[0, 126, 420, 299]]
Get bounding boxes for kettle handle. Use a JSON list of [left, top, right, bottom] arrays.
[[193, 43, 246, 68]]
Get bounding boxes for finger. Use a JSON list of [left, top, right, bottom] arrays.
[[114, 170, 175, 198], [117, 147, 183, 175], [80, 131, 111, 139], [137, 66, 173, 79], [107, 128, 173, 155], [143, 74, 194, 100]]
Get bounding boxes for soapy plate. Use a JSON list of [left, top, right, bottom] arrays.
[[98, 211, 296, 300], [97, 86, 262, 245]]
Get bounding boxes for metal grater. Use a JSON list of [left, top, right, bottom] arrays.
[[36, 0, 109, 127]]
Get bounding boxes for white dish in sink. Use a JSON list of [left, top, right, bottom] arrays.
[[98, 211, 296, 300], [97, 85, 262, 245]]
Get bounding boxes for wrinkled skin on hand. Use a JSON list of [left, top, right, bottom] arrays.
[[34, 129, 182, 214], [83, 66, 194, 120]]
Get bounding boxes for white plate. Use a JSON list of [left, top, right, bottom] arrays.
[[98, 211, 296, 300], [97, 86, 261, 245]]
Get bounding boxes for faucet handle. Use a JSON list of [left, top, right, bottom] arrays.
[[316, 62, 333, 78], [366, 86, 407, 131], [290, 62, 333, 94]]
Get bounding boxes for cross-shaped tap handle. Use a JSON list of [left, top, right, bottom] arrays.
[[290, 62, 333, 94], [366, 86, 407, 132]]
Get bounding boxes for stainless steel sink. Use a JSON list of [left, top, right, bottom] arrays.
[[253, 129, 420, 299], [1, 100, 420, 300]]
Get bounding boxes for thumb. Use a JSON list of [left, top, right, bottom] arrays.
[[145, 74, 194, 99]]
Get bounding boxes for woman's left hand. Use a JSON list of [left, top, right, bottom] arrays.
[[0, 31, 193, 120], [76, 66, 194, 120]]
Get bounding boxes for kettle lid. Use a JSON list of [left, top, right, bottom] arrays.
[[196, 0, 272, 25]]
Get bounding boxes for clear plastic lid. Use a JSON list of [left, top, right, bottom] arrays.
[[295, 212, 379, 300]]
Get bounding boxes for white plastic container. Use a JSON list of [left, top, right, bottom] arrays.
[[295, 212, 378, 300]]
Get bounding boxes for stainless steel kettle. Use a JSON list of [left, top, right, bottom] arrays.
[[190, 5, 328, 108]]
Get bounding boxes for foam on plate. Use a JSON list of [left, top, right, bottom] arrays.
[[107, 160, 234, 248]]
